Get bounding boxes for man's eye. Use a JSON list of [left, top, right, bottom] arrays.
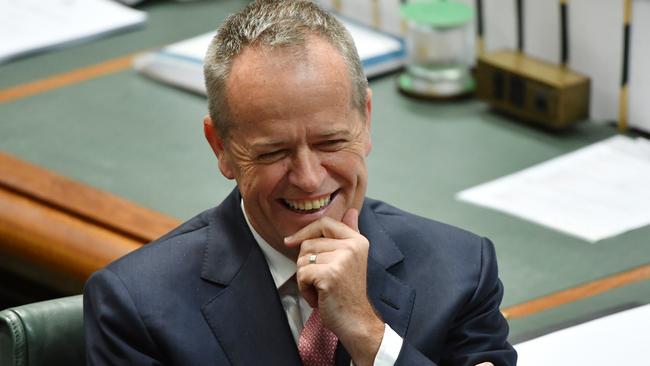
[[257, 150, 285, 160], [318, 140, 346, 150]]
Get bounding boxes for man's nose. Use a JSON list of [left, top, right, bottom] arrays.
[[288, 148, 325, 192]]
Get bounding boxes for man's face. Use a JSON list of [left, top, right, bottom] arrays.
[[205, 37, 372, 259]]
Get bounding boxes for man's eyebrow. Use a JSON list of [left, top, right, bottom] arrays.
[[317, 129, 352, 138], [249, 140, 286, 150]]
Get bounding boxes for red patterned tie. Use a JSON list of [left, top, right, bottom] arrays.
[[298, 308, 338, 366]]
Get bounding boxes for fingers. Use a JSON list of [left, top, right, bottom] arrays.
[[294, 242, 338, 308], [296, 263, 326, 308], [297, 237, 342, 257], [296, 259, 347, 309], [288, 207, 367, 311], [284, 217, 354, 246], [284, 208, 361, 246], [298, 276, 319, 308], [296, 248, 338, 267]]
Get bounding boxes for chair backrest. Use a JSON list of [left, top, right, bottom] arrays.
[[0, 295, 84, 366]]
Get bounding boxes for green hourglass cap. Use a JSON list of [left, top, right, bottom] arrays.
[[400, 0, 474, 28]]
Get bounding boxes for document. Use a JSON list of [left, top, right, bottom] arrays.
[[0, 0, 147, 63], [133, 17, 405, 95], [457, 136, 650, 242], [515, 304, 650, 365]]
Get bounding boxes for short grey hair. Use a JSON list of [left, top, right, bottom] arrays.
[[203, 0, 368, 139]]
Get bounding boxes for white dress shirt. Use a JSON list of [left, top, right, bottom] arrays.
[[241, 201, 403, 365]]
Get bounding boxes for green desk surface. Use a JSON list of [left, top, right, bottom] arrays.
[[1, 0, 648, 342]]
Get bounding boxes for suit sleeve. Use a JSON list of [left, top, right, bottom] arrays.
[[395, 238, 517, 366], [84, 268, 164, 366]]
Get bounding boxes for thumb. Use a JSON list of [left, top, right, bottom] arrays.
[[341, 208, 359, 232]]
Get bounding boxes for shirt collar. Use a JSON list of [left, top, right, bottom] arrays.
[[241, 200, 296, 289]]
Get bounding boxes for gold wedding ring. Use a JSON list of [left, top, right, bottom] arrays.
[[309, 254, 317, 264]]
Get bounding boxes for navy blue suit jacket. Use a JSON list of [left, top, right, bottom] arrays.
[[84, 189, 516, 365]]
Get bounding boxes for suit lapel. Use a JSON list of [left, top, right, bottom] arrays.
[[199, 190, 302, 366], [335, 202, 417, 363], [366, 257, 415, 337], [360, 203, 416, 338]]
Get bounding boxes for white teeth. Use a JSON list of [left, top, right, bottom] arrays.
[[285, 195, 332, 211]]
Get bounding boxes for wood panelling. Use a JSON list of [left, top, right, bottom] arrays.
[[0, 153, 178, 242], [0, 153, 179, 282]]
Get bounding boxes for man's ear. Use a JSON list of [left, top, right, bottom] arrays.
[[203, 116, 235, 180], [363, 88, 373, 156]]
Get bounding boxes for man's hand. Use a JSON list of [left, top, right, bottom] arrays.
[[284, 208, 384, 366]]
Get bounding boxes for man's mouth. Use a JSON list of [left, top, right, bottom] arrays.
[[282, 191, 337, 213]]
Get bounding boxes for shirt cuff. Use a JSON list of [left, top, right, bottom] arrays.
[[373, 323, 403, 366]]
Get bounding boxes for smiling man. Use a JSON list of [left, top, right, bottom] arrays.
[[84, 1, 516, 365]]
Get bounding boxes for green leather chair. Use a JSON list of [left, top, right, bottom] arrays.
[[0, 295, 84, 366]]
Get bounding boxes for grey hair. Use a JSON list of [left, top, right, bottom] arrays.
[[203, 0, 368, 139]]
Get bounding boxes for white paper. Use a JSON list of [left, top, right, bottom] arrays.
[[456, 136, 650, 243], [515, 304, 650, 366], [0, 0, 147, 63]]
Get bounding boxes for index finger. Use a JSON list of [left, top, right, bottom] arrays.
[[284, 216, 357, 247]]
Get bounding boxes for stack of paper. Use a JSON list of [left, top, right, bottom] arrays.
[[133, 18, 405, 95], [0, 0, 147, 63], [457, 135, 650, 242]]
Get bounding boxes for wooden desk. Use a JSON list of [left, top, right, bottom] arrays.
[[0, 152, 177, 293]]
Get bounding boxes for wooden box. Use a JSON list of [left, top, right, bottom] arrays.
[[476, 50, 590, 129]]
